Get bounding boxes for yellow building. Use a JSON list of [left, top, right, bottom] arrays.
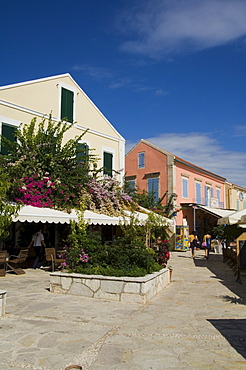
[[225, 182, 246, 211], [0, 73, 125, 183]]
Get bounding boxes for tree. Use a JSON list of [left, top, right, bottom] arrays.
[[0, 167, 20, 238], [0, 116, 98, 210]]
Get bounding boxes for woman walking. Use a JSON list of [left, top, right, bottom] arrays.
[[203, 233, 211, 260]]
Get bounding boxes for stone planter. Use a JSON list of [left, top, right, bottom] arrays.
[[50, 268, 170, 304]]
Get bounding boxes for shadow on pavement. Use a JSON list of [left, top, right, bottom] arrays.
[[193, 252, 246, 306], [208, 318, 246, 359]]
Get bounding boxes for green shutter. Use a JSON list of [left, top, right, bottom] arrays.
[[103, 152, 113, 177], [76, 143, 89, 162], [1, 124, 16, 155], [61, 88, 74, 123]]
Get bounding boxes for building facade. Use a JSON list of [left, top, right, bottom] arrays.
[[225, 182, 246, 211], [126, 139, 230, 237], [0, 74, 125, 183]]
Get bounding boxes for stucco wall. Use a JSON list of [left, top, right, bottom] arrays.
[[125, 141, 168, 202]]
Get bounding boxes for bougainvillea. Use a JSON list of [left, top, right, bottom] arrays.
[[85, 175, 132, 216], [15, 175, 79, 211]]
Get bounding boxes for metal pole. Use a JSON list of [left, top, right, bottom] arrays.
[[193, 206, 196, 231]]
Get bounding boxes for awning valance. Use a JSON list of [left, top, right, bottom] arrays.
[[12, 205, 173, 226], [12, 205, 121, 225]]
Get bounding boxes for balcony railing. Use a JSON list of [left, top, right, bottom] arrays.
[[193, 198, 224, 209]]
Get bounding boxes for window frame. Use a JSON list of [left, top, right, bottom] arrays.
[[147, 177, 159, 202], [138, 152, 145, 169], [0, 116, 20, 155], [195, 181, 202, 204], [58, 82, 77, 123], [182, 177, 188, 199]]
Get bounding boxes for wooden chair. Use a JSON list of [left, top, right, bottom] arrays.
[[0, 250, 7, 277], [45, 248, 65, 272], [6, 249, 29, 275]]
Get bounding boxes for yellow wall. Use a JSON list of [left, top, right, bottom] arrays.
[[0, 74, 125, 182]]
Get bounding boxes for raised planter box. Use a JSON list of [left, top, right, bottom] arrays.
[[50, 268, 170, 304]]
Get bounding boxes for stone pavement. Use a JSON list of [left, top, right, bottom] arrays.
[[0, 249, 246, 370]]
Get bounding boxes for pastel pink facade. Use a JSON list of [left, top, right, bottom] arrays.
[[175, 159, 225, 227], [126, 140, 226, 235]]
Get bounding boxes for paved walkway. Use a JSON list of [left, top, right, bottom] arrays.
[[1, 249, 246, 369]]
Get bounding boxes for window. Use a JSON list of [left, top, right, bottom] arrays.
[[182, 177, 188, 198], [195, 182, 201, 204], [216, 188, 221, 203], [204, 185, 211, 206], [76, 143, 89, 163], [147, 178, 159, 202], [1, 123, 16, 155], [236, 200, 240, 211], [127, 180, 136, 194], [138, 152, 145, 169], [61, 87, 74, 123], [103, 152, 113, 177]]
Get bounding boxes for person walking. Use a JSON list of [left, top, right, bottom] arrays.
[[203, 233, 211, 260], [29, 226, 46, 269], [189, 231, 199, 259]]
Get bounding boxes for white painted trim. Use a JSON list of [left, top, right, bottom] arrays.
[[0, 73, 125, 141], [0, 100, 125, 144], [0, 116, 21, 152], [0, 73, 70, 90], [0, 115, 21, 127], [73, 123, 125, 143], [102, 146, 115, 174]]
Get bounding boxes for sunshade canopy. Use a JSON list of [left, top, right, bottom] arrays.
[[217, 208, 246, 225], [12, 205, 172, 226], [12, 205, 120, 225]]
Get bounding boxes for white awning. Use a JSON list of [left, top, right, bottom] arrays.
[[123, 209, 173, 225], [217, 208, 246, 225], [12, 205, 173, 227], [12, 205, 121, 225], [196, 205, 235, 219], [240, 214, 246, 224]]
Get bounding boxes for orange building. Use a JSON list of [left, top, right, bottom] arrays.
[[126, 140, 233, 241]]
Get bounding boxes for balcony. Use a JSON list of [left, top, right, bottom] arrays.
[[193, 198, 224, 209]]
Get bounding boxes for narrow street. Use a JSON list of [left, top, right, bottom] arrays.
[[1, 249, 246, 369]]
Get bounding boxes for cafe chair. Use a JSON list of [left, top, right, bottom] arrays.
[[6, 249, 29, 275], [0, 250, 8, 277], [45, 248, 65, 272]]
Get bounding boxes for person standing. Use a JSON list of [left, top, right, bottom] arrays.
[[203, 233, 211, 260], [29, 227, 46, 269]]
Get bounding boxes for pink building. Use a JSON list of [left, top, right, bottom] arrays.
[[126, 140, 229, 239]]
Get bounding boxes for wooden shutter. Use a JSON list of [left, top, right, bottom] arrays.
[[61, 88, 74, 123], [103, 152, 113, 176], [76, 143, 89, 162], [1, 124, 16, 155], [196, 182, 201, 204], [148, 178, 159, 201]]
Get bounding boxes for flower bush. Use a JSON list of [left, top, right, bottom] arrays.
[[59, 246, 92, 270], [15, 175, 79, 211], [85, 176, 132, 216]]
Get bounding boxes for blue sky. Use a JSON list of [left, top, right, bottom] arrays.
[[1, 0, 246, 187]]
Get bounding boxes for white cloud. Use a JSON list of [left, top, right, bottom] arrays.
[[233, 125, 246, 136], [118, 0, 246, 57], [126, 132, 246, 188], [72, 64, 114, 80]]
